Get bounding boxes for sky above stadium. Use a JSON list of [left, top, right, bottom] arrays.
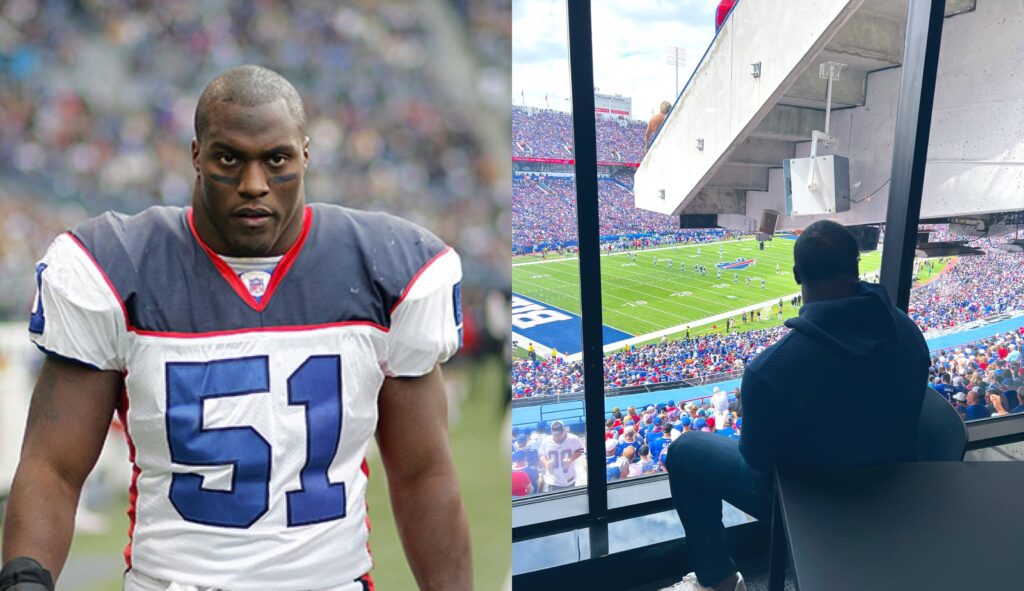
[[513, 0, 716, 120]]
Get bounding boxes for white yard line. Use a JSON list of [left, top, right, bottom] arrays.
[[558, 292, 801, 362], [511, 238, 758, 267], [565, 270, 883, 362]]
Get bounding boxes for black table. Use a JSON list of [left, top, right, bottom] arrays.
[[775, 462, 1024, 591]]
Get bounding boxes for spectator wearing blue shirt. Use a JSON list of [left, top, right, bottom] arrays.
[[1008, 390, 1024, 414], [649, 425, 671, 460], [965, 388, 991, 420], [932, 374, 953, 403], [716, 415, 737, 438], [617, 426, 643, 458]]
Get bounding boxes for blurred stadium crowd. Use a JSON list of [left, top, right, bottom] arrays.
[[0, 0, 510, 346]]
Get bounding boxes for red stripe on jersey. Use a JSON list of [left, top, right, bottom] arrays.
[[66, 232, 130, 331], [187, 206, 313, 313], [362, 457, 375, 590], [388, 246, 452, 317], [128, 319, 388, 338], [114, 372, 141, 570]]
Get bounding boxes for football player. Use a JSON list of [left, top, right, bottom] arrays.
[[1, 66, 471, 591]]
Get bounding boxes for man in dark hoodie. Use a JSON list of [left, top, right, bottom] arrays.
[[659, 220, 929, 591]]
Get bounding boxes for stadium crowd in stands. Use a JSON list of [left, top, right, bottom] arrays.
[[512, 388, 744, 496], [512, 106, 647, 163], [512, 327, 787, 398], [909, 245, 1024, 332], [512, 326, 1024, 498], [512, 174, 728, 253], [0, 1, 506, 322], [928, 328, 1024, 420]]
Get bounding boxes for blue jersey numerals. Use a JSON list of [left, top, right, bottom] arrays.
[[165, 355, 346, 529], [28, 263, 48, 335], [286, 356, 347, 526]]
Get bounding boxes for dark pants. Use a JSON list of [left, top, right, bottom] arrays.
[[665, 432, 773, 587]]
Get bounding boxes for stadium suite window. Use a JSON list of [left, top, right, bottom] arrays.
[[515, 6, 1024, 580], [914, 0, 1024, 425], [511, 0, 592, 507]]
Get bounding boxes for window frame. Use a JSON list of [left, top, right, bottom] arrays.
[[512, 0, 1024, 566]]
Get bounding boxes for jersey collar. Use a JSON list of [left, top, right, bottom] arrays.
[[187, 206, 313, 313]]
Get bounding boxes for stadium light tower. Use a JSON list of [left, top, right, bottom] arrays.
[[666, 47, 687, 98]]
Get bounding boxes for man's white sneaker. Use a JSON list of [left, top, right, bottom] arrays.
[[659, 571, 746, 591]]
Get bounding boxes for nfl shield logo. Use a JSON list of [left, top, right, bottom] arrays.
[[240, 270, 271, 298], [249, 276, 265, 294]]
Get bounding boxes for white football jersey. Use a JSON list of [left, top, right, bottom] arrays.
[[29, 205, 462, 590], [539, 434, 585, 487]]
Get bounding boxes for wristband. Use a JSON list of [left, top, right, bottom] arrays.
[[0, 557, 54, 591]]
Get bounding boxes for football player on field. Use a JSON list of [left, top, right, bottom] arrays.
[[0, 66, 471, 591]]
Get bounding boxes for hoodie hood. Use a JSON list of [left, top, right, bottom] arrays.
[[784, 282, 898, 356]]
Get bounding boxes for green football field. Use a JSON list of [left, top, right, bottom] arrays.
[[513, 237, 884, 342]]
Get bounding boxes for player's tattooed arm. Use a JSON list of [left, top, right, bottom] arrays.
[[377, 366, 472, 591], [2, 356, 121, 579]]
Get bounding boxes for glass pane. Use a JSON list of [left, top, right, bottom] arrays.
[[915, 222, 1024, 421], [511, 0, 589, 502], [590, 3, 771, 493], [589, 0, 904, 496], [918, 0, 1024, 424], [512, 528, 591, 575]]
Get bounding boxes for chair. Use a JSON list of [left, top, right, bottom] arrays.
[[915, 385, 967, 461], [767, 385, 966, 590]]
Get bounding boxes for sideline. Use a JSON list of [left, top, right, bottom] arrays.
[[512, 237, 757, 267]]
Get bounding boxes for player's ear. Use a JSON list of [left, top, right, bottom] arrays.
[[302, 136, 310, 170], [191, 138, 200, 175]]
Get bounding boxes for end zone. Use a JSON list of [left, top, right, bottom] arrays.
[[512, 293, 633, 358]]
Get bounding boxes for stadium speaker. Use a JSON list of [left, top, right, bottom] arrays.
[[756, 209, 779, 241], [848, 225, 881, 252], [679, 214, 718, 229]]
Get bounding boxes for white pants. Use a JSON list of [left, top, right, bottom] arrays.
[[123, 569, 368, 591]]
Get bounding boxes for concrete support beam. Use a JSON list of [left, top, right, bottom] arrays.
[[749, 105, 825, 142], [943, 0, 976, 18], [783, 66, 867, 109], [828, 10, 905, 68], [726, 138, 795, 167], [679, 188, 746, 215], [705, 165, 769, 191]]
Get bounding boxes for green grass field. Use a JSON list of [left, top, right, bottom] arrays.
[[513, 238, 884, 343]]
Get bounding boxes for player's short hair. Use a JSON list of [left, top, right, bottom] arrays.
[[194, 65, 307, 141], [659, 100, 671, 113], [793, 220, 859, 282]]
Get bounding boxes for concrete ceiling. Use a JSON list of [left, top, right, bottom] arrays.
[[699, 0, 976, 203]]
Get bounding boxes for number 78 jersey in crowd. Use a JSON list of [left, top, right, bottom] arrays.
[[28, 204, 462, 590]]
